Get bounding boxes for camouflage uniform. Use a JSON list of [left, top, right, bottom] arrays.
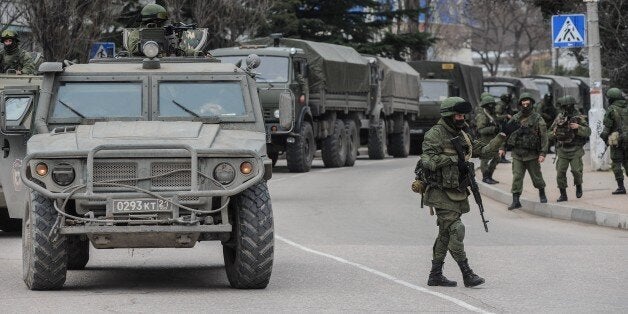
[[504, 93, 548, 209], [475, 95, 500, 184], [0, 30, 35, 75], [536, 94, 557, 153], [495, 93, 513, 123], [418, 96, 506, 288], [549, 96, 590, 201], [601, 88, 628, 194]]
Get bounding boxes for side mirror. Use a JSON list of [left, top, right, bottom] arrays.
[[278, 91, 295, 130], [1, 94, 34, 135]]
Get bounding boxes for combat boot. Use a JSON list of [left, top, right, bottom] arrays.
[[427, 260, 457, 287], [508, 194, 521, 210], [539, 188, 547, 203], [557, 188, 568, 202], [576, 185, 583, 198], [482, 172, 499, 185], [500, 156, 511, 164], [612, 180, 626, 195], [456, 259, 485, 287]]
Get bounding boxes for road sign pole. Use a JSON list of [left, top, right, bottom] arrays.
[[584, 0, 610, 170]]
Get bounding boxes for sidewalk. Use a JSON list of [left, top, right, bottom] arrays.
[[475, 150, 628, 230]]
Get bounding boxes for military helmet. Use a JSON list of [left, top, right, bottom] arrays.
[[1, 30, 18, 42], [440, 96, 472, 117], [141, 3, 168, 22], [480, 95, 496, 108], [518, 92, 535, 105], [558, 95, 577, 107], [500, 93, 512, 102], [606, 87, 624, 101], [481, 91, 491, 99]]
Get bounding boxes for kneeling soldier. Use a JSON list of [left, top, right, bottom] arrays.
[[417, 97, 511, 287], [550, 96, 590, 201]]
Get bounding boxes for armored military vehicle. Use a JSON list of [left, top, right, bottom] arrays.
[[406, 61, 483, 153], [3, 42, 277, 290], [212, 37, 421, 171], [0, 74, 42, 232]]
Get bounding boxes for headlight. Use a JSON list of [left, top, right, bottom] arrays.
[[142, 41, 160, 58], [273, 109, 280, 119], [213, 163, 235, 185], [240, 162, 253, 175], [51, 164, 75, 186], [35, 162, 48, 176]]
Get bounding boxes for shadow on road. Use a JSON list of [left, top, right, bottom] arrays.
[[0, 231, 20, 238]]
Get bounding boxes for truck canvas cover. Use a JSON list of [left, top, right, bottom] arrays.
[[407, 61, 483, 107], [245, 38, 370, 94], [485, 76, 541, 101], [377, 57, 421, 101]]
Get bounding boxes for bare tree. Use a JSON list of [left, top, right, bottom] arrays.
[[162, 0, 188, 24], [19, 1, 121, 63], [509, 0, 548, 76], [425, 0, 471, 62], [0, 1, 25, 33], [188, 0, 271, 49], [599, 0, 628, 89]]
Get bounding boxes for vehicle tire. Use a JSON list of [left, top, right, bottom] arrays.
[[66, 235, 89, 270], [23, 191, 67, 290], [223, 181, 274, 289], [0, 207, 21, 232], [388, 120, 410, 158], [286, 121, 315, 173], [368, 118, 386, 160], [321, 119, 347, 167], [344, 119, 359, 166]]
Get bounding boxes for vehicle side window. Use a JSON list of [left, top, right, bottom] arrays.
[[5, 97, 32, 121]]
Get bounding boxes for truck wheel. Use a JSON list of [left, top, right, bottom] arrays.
[[344, 120, 358, 166], [388, 120, 410, 158], [286, 121, 315, 173], [67, 235, 89, 270], [0, 207, 21, 232], [322, 119, 347, 167], [23, 191, 67, 290], [223, 181, 274, 289], [368, 118, 386, 159]]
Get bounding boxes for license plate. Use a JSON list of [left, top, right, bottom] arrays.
[[110, 199, 173, 214]]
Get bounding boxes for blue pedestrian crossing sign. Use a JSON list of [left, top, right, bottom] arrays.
[[552, 14, 586, 48], [90, 42, 116, 59]]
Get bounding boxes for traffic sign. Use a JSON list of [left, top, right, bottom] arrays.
[[89, 42, 116, 59], [552, 14, 586, 48]]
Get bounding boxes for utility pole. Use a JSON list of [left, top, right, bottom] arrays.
[[584, 0, 610, 170]]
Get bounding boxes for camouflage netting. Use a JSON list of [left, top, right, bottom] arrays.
[[407, 61, 484, 107], [245, 38, 370, 94], [377, 57, 421, 100]]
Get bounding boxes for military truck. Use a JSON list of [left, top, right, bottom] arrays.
[[2, 44, 278, 290], [406, 61, 483, 153], [528, 75, 581, 109], [483, 76, 541, 113], [211, 37, 421, 171], [0, 74, 42, 232]]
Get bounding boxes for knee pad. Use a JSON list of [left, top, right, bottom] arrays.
[[450, 221, 465, 243]]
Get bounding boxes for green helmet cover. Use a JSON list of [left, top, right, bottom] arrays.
[[481, 91, 491, 99], [441, 96, 472, 117], [480, 95, 496, 108], [518, 92, 535, 105], [141, 4, 168, 22], [606, 87, 624, 100], [1, 30, 18, 42], [558, 95, 576, 107]]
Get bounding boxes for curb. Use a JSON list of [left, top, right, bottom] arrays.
[[478, 181, 628, 230]]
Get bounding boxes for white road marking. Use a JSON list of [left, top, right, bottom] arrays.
[[276, 235, 492, 314]]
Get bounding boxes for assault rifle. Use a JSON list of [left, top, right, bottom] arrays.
[[451, 136, 489, 232]]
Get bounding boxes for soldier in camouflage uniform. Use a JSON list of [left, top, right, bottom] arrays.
[[476, 95, 501, 184], [549, 96, 590, 201], [0, 30, 35, 75], [499, 92, 549, 209], [496, 93, 513, 163], [416, 96, 509, 288], [536, 94, 557, 154], [601, 87, 628, 194]]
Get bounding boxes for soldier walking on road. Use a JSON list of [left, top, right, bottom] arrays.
[[476, 95, 501, 184], [496, 94, 513, 164], [499, 93, 549, 210], [601, 88, 628, 195], [549, 96, 590, 201], [415, 97, 510, 288]]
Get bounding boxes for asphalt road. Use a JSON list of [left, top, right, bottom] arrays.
[[1, 156, 627, 313]]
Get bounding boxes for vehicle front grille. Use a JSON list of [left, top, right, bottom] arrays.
[[263, 107, 278, 122], [151, 162, 191, 191], [93, 161, 138, 191]]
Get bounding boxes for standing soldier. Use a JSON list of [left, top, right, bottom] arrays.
[[496, 93, 513, 163], [0, 30, 36, 75], [549, 96, 590, 201], [416, 96, 509, 288], [601, 87, 628, 194], [499, 93, 549, 210], [476, 95, 501, 184], [536, 94, 557, 153]]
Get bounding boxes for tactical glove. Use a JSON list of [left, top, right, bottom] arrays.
[[412, 180, 425, 193]]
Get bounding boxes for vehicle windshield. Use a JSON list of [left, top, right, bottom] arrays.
[[421, 81, 448, 102], [51, 82, 142, 119], [217, 55, 289, 83], [485, 85, 510, 97], [535, 81, 551, 98], [158, 81, 246, 118]]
